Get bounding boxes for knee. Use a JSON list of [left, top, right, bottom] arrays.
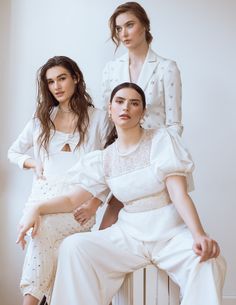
[[59, 233, 94, 257], [59, 233, 90, 256], [37, 215, 55, 238]]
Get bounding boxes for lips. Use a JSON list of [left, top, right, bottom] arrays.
[[119, 114, 131, 119], [55, 92, 64, 97]]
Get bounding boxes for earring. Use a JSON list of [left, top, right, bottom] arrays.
[[140, 117, 145, 125], [108, 112, 112, 120]]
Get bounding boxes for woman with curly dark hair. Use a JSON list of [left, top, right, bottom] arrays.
[[8, 56, 111, 305]]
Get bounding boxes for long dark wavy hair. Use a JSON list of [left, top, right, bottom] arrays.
[[105, 82, 146, 148], [109, 2, 153, 51], [35, 56, 94, 152]]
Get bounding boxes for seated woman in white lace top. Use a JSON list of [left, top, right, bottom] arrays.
[[17, 82, 226, 305]]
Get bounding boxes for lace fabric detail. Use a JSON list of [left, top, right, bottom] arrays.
[[103, 129, 156, 178], [123, 189, 171, 213]]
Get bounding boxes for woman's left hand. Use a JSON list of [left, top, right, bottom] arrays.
[[193, 234, 220, 262], [16, 207, 41, 250]]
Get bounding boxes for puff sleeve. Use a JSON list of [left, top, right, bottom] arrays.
[[8, 118, 36, 169], [150, 128, 194, 191], [66, 150, 109, 202]]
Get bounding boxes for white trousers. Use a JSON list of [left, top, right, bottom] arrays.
[[50, 225, 226, 305], [21, 179, 95, 301]]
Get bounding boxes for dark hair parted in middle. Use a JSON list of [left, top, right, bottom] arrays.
[[109, 2, 153, 49], [109, 82, 146, 108], [105, 82, 146, 147]]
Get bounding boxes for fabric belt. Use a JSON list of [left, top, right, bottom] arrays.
[[123, 189, 171, 213]]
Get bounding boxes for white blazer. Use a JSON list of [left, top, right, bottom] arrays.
[[101, 48, 183, 134]]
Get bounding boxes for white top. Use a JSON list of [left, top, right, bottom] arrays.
[[68, 128, 194, 241], [8, 107, 111, 175], [101, 48, 183, 134]]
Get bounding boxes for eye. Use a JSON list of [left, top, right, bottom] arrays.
[[131, 101, 140, 106], [115, 26, 122, 33], [47, 80, 54, 85], [59, 76, 66, 81], [115, 98, 124, 104], [127, 22, 134, 28]]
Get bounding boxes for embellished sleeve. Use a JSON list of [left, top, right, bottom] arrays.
[[100, 61, 112, 111], [150, 128, 194, 191], [7, 118, 36, 169], [163, 60, 183, 135], [66, 150, 109, 202]]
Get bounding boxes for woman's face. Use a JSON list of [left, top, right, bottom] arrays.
[[110, 87, 145, 129], [46, 66, 77, 105], [115, 12, 146, 50]]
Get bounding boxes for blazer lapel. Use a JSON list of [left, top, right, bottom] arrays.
[[117, 52, 130, 82], [137, 48, 160, 91]]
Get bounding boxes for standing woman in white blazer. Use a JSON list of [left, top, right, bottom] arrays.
[[8, 56, 111, 305], [101, 1, 183, 135], [94, 1, 184, 236]]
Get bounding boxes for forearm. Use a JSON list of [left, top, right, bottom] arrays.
[[173, 193, 206, 238], [86, 197, 102, 213], [99, 196, 123, 230], [37, 187, 92, 215], [166, 176, 206, 239]]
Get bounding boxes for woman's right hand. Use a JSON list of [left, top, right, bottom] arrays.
[[24, 158, 45, 179], [34, 162, 45, 180], [16, 206, 41, 250]]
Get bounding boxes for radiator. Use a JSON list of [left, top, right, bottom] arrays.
[[113, 265, 180, 305]]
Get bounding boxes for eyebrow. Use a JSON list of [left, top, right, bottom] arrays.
[[116, 19, 135, 27], [46, 73, 68, 81], [115, 96, 141, 102]]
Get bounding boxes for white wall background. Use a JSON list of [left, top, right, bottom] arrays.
[[0, 0, 235, 304]]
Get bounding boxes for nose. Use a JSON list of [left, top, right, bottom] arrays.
[[122, 100, 129, 110], [54, 81, 61, 90], [120, 27, 128, 38]]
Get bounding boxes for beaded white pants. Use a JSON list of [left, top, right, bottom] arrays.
[[20, 179, 95, 301]]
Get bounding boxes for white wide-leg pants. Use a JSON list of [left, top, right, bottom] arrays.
[[50, 225, 226, 305]]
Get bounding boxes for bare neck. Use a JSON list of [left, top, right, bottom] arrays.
[[116, 126, 143, 153], [128, 43, 149, 66]]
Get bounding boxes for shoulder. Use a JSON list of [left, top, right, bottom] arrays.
[[150, 127, 182, 154], [103, 53, 128, 70], [158, 56, 179, 72], [81, 149, 103, 165], [88, 107, 112, 136], [25, 115, 40, 131], [88, 107, 109, 125], [88, 106, 106, 119]]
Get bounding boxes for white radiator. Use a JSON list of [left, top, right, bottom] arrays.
[[113, 265, 180, 305]]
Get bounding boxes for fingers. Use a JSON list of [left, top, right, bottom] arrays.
[[76, 215, 89, 225], [31, 218, 40, 237], [193, 238, 220, 262], [35, 165, 46, 180], [36, 173, 46, 180], [16, 226, 28, 250], [73, 207, 90, 225]]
